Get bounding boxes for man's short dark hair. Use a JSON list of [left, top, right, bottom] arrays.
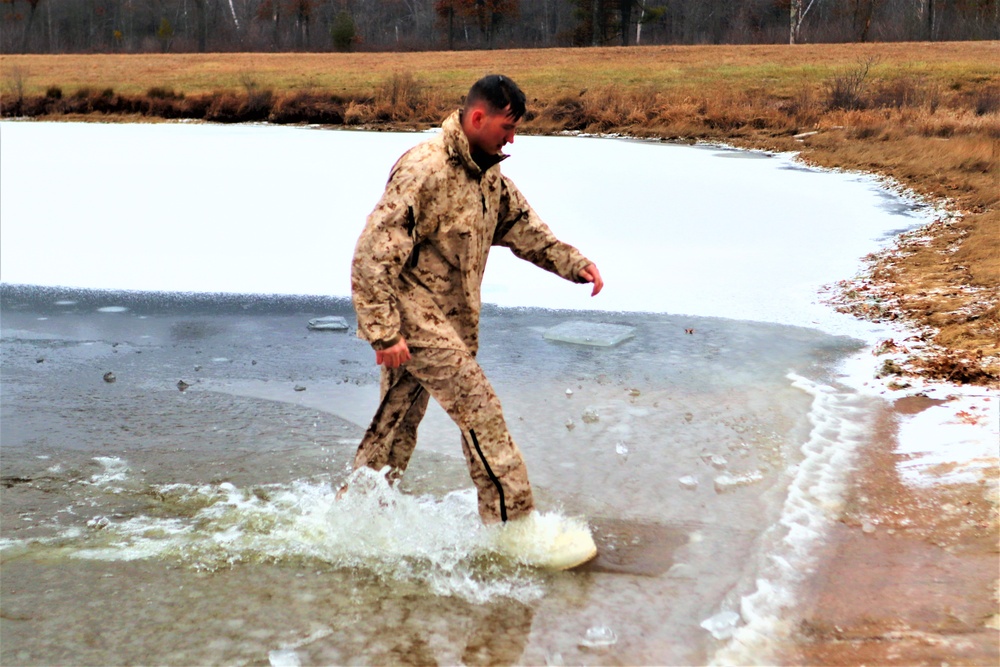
[[465, 74, 527, 121]]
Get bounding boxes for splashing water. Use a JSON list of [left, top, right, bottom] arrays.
[[52, 467, 559, 603]]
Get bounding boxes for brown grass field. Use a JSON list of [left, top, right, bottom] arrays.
[[2, 43, 998, 382]]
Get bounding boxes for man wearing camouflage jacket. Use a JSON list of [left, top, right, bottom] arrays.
[[350, 75, 603, 525]]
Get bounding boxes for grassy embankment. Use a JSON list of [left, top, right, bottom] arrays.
[[2, 43, 997, 383]]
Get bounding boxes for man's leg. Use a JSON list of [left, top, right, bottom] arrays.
[[352, 365, 429, 482], [404, 347, 534, 525]]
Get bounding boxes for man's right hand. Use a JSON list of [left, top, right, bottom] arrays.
[[376, 338, 411, 368]]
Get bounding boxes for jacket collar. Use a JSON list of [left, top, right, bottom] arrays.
[[442, 109, 508, 177]]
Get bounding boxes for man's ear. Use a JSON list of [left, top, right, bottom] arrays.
[[468, 107, 485, 129]]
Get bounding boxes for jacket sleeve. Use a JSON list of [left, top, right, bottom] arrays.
[[351, 159, 425, 350], [493, 175, 592, 282]]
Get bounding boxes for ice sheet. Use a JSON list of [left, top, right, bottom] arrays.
[[0, 122, 933, 339]]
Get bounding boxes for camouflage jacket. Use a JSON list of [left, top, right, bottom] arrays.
[[352, 109, 592, 355]]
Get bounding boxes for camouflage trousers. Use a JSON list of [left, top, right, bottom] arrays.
[[352, 347, 535, 525]]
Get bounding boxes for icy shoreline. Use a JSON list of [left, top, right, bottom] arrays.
[[709, 247, 998, 664]]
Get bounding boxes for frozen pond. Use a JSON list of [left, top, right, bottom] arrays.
[[0, 122, 928, 333], [0, 122, 932, 666]]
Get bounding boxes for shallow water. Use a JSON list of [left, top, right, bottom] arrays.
[[1, 287, 879, 666], [0, 123, 929, 665]]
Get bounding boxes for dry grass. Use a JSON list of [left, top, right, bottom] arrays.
[[1, 43, 998, 383], [2, 43, 996, 100]]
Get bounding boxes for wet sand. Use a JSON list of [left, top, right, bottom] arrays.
[[784, 396, 999, 666]]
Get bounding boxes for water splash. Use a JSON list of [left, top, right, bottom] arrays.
[[59, 467, 550, 603], [85, 456, 130, 487]]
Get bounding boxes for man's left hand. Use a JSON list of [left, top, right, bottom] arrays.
[[579, 264, 604, 297], [376, 337, 411, 368]]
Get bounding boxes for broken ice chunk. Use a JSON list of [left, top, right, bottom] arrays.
[[268, 649, 302, 667], [544, 321, 635, 347], [678, 475, 699, 490], [713, 470, 764, 493], [307, 316, 349, 331], [579, 625, 618, 648], [700, 610, 741, 640], [710, 455, 728, 470]]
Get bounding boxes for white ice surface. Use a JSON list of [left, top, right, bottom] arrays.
[[836, 347, 999, 490], [895, 394, 999, 486], [1, 122, 928, 338]]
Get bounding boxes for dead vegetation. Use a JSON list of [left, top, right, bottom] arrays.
[[1, 44, 997, 384], [827, 209, 999, 385]]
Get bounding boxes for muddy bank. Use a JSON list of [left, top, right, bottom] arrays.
[[783, 395, 999, 666]]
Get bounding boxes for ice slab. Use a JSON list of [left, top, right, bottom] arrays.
[[678, 475, 700, 491], [579, 625, 618, 648], [700, 610, 741, 640], [543, 321, 635, 347], [268, 649, 301, 667], [307, 316, 349, 331]]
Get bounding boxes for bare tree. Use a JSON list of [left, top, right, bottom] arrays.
[[193, 0, 207, 51], [1, 0, 995, 54], [435, 0, 463, 49], [790, 0, 819, 44]]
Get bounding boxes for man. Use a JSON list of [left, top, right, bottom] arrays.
[[350, 75, 603, 559]]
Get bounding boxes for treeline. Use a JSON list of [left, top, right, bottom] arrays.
[[2, 0, 997, 54]]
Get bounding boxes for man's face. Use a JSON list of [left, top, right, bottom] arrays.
[[468, 106, 520, 155]]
